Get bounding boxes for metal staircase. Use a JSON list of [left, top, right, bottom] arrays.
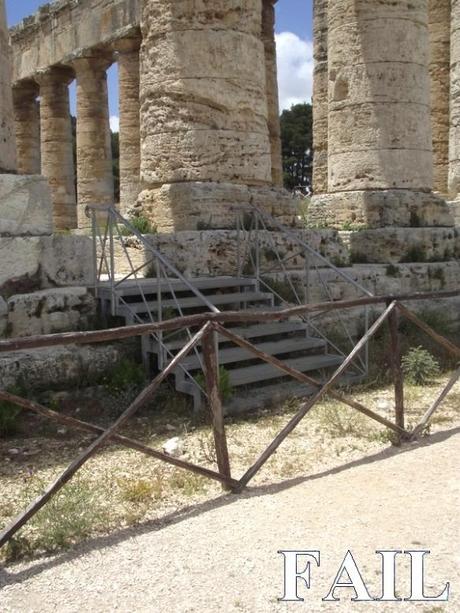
[[87, 205, 373, 412], [96, 275, 344, 409]]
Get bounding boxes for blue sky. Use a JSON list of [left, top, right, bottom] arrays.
[[6, 0, 313, 126]]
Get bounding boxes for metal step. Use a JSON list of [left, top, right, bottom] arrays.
[[145, 321, 310, 352], [177, 337, 327, 370], [226, 354, 344, 387], [116, 291, 274, 316], [98, 276, 257, 298]]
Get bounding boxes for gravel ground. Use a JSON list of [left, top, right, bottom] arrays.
[[0, 427, 458, 613]]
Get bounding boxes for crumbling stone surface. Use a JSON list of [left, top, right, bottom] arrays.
[[0, 343, 128, 391], [0, 295, 7, 336], [0, 0, 17, 173], [341, 227, 460, 264], [309, 190, 454, 229], [40, 234, 93, 288], [134, 183, 299, 232], [6, 287, 95, 337], [0, 174, 53, 236]]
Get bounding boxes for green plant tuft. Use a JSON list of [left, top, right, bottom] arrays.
[[0, 388, 23, 438], [102, 358, 146, 393], [402, 347, 441, 386], [195, 366, 234, 403]]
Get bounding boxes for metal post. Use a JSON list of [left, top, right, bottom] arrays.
[[255, 212, 260, 290], [109, 211, 116, 317], [156, 258, 164, 370], [236, 211, 241, 277], [304, 251, 311, 336], [91, 210, 99, 298]]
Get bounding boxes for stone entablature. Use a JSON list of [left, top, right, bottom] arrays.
[[10, 0, 140, 83]]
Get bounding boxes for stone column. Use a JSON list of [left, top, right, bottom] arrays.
[[12, 80, 41, 175], [37, 67, 77, 230], [312, 0, 328, 194], [450, 0, 460, 197], [310, 0, 451, 229], [429, 0, 451, 196], [137, 0, 272, 231], [73, 55, 114, 228], [116, 37, 141, 215], [0, 0, 17, 173], [262, 0, 283, 187]]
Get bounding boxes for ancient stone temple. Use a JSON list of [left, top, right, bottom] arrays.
[[8, 0, 291, 231], [0, 0, 459, 402]]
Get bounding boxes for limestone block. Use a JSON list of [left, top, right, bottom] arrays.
[[0, 174, 53, 236], [0, 0, 17, 172], [109, 228, 348, 278], [0, 295, 7, 336], [309, 190, 454, 229], [40, 234, 93, 287], [0, 343, 128, 391], [143, 0, 262, 36], [344, 227, 460, 264], [7, 287, 95, 337], [447, 200, 460, 225], [135, 183, 299, 233], [0, 236, 42, 294]]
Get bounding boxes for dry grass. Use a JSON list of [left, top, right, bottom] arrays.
[[1, 373, 459, 563]]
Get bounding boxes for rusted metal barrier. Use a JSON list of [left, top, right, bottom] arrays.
[[0, 290, 459, 548]]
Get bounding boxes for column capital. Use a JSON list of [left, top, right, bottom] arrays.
[[12, 78, 39, 99], [71, 53, 114, 76], [113, 35, 142, 55], [35, 65, 75, 87]]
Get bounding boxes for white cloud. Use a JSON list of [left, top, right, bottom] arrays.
[[110, 115, 120, 132], [275, 32, 313, 111]]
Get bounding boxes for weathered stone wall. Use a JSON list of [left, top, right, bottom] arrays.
[[429, 0, 451, 195], [0, 0, 17, 173], [10, 0, 140, 82], [312, 0, 328, 194]]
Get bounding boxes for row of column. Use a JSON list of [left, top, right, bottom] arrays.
[[313, 0, 460, 203], [12, 40, 141, 229]]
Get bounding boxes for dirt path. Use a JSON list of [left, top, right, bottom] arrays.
[[1, 428, 459, 613]]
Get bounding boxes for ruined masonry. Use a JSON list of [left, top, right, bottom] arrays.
[[0, 0, 459, 394]]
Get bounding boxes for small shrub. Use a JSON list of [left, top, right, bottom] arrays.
[[195, 366, 234, 403], [4, 477, 109, 560], [0, 390, 22, 438], [103, 358, 145, 393], [119, 215, 156, 236], [385, 264, 400, 277], [118, 477, 163, 503], [402, 347, 441, 385]]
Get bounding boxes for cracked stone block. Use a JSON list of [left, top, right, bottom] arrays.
[[7, 287, 95, 337], [0, 175, 53, 236]]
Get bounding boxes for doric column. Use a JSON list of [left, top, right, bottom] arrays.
[[116, 37, 141, 215], [450, 0, 460, 197], [73, 55, 114, 227], [310, 0, 451, 228], [429, 0, 451, 196], [36, 67, 77, 230], [312, 0, 328, 194], [12, 80, 41, 175], [262, 0, 283, 187], [0, 0, 17, 173], [137, 1, 272, 231]]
